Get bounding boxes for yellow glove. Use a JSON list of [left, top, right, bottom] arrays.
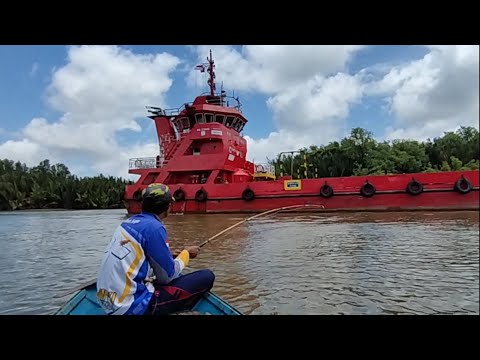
[[176, 249, 190, 267]]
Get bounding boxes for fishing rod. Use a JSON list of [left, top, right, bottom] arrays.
[[55, 204, 325, 298]]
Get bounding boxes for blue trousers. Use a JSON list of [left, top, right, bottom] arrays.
[[146, 269, 215, 315]]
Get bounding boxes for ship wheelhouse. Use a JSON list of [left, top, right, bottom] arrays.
[[125, 49, 272, 209], [158, 93, 251, 186]]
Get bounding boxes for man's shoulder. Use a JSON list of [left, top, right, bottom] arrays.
[[122, 213, 166, 231], [123, 213, 156, 224]]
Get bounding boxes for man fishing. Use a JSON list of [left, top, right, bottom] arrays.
[[96, 183, 215, 315]]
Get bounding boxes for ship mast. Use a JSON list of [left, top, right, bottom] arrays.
[[206, 49, 215, 96], [195, 49, 217, 97]]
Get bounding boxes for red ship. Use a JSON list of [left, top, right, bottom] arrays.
[[124, 51, 479, 215]]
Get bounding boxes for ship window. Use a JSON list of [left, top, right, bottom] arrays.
[[225, 116, 235, 127], [231, 117, 239, 129], [215, 114, 225, 124], [181, 117, 189, 128], [195, 113, 205, 123], [174, 119, 182, 131], [234, 120, 242, 131], [238, 122, 245, 132], [205, 113, 213, 123]]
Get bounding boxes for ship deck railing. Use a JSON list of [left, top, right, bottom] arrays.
[[146, 93, 242, 117], [200, 92, 243, 112], [129, 157, 159, 170], [147, 103, 193, 117], [253, 163, 276, 180]]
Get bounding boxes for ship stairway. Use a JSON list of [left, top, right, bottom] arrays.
[[163, 142, 182, 165]]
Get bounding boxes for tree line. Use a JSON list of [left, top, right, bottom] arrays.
[[0, 159, 133, 211], [1, 126, 478, 210], [268, 126, 479, 179]]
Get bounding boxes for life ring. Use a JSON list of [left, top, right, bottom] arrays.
[[255, 164, 265, 173], [133, 190, 142, 201], [195, 189, 208, 202], [360, 181, 376, 197], [135, 159, 142, 168], [173, 189, 185, 201], [454, 176, 472, 194], [320, 184, 334, 198], [242, 188, 255, 201], [406, 179, 423, 195]]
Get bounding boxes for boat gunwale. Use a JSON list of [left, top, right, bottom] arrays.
[[55, 282, 242, 316]]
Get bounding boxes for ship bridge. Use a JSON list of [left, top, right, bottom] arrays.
[[127, 49, 255, 188]]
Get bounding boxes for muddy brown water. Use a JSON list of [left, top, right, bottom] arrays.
[[0, 209, 477, 315]]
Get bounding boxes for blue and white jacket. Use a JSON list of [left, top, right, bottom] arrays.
[[96, 212, 189, 315]]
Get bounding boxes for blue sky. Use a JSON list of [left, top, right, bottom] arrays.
[[0, 45, 478, 178]]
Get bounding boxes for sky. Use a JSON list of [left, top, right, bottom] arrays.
[[0, 45, 478, 179]]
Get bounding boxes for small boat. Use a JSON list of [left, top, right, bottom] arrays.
[[55, 281, 242, 315]]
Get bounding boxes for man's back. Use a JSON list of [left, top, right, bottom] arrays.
[[96, 212, 170, 315]]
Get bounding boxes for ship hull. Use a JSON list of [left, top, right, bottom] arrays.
[[124, 170, 480, 215]]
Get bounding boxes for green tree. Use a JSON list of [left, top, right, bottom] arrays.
[[0, 159, 132, 211]]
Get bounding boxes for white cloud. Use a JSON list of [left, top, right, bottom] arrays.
[[0, 138, 51, 164], [266, 73, 363, 131], [383, 121, 460, 142], [368, 45, 479, 141], [244, 72, 364, 162], [244, 130, 325, 164], [188, 45, 364, 94], [90, 142, 160, 179], [0, 45, 180, 177], [189, 45, 366, 162]]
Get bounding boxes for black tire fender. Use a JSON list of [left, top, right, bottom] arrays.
[[454, 176, 472, 194], [320, 184, 334, 198], [173, 189, 186, 201], [195, 189, 208, 202], [406, 179, 423, 195], [242, 188, 255, 201], [360, 181, 376, 198]]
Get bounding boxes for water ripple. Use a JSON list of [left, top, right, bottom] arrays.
[[0, 209, 478, 315]]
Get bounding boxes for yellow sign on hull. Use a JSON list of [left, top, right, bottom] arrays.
[[284, 180, 302, 190]]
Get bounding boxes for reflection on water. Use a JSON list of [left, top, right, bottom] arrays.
[[0, 209, 478, 315]]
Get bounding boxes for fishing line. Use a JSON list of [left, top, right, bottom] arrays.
[[198, 204, 325, 248]]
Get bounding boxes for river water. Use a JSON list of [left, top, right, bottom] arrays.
[[0, 209, 478, 315]]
